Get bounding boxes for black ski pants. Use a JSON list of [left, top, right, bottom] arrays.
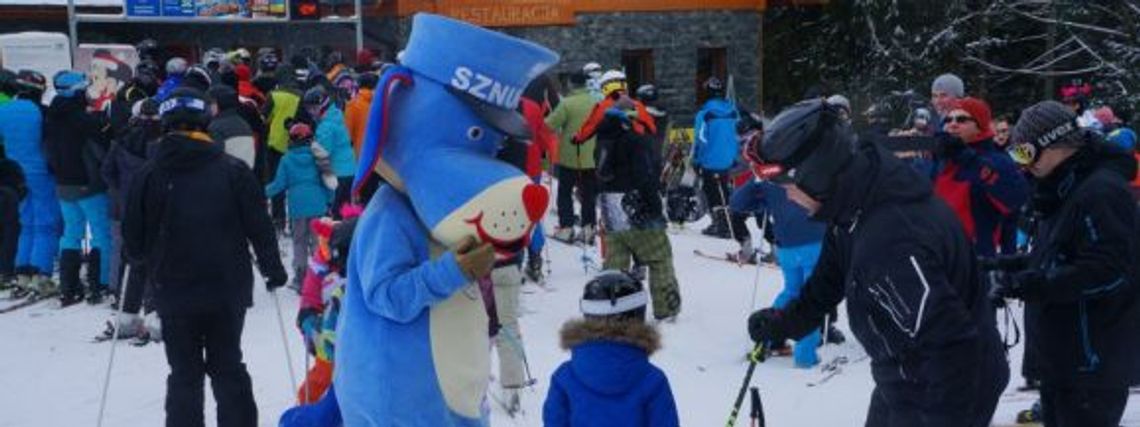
[[1040, 384, 1128, 427], [556, 166, 597, 228], [700, 169, 749, 242], [0, 189, 20, 277], [267, 149, 286, 225], [864, 339, 1007, 427], [162, 308, 257, 427]]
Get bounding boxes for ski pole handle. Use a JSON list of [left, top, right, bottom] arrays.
[[727, 342, 768, 426]]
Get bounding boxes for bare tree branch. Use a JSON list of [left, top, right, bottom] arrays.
[[962, 55, 1106, 76], [1005, 4, 1129, 37]]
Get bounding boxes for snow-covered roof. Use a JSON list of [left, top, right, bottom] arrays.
[[0, 0, 122, 6]]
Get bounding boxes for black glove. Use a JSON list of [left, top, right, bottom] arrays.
[[748, 308, 787, 344], [266, 268, 288, 292], [934, 133, 967, 160], [987, 269, 1045, 303]]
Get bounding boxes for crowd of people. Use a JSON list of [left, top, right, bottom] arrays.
[[0, 20, 1138, 427]]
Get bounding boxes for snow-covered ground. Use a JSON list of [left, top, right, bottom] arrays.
[[2, 213, 1138, 426]]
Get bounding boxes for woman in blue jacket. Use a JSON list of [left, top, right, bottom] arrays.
[[544, 271, 679, 427]]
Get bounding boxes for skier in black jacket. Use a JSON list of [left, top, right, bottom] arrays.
[[747, 99, 1007, 427], [0, 141, 27, 284], [124, 87, 287, 427], [993, 100, 1140, 427]]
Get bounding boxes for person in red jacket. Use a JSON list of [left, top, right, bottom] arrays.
[[933, 97, 1029, 257]]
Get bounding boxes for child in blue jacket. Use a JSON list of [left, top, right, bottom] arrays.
[[543, 270, 680, 427], [266, 122, 333, 290]]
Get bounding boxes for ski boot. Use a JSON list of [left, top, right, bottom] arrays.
[[579, 225, 596, 246], [825, 325, 847, 345], [1016, 399, 1042, 424], [524, 254, 544, 284], [93, 313, 145, 343], [493, 386, 521, 417], [550, 227, 575, 244], [85, 249, 106, 305], [0, 275, 16, 291], [728, 239, 758, 265], [58, 249, 85, 307], [701, 220, 731, 239]]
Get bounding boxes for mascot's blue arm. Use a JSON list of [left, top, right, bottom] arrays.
[[354, 205, 471, 323]]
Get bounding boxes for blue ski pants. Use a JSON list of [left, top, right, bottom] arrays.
[[59, 193, 111, 284], [774, 241, 823, 368], [15, 173, 61, 274]]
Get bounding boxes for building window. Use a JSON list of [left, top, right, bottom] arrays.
[[696, 47, 727, 105], [621, 49, 654, 95]]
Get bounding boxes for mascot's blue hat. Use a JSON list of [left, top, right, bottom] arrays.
[[401, 13, 558, 139]]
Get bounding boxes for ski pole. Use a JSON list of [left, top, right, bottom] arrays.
[[713, 173, 741, 263], [750, 386, 765, 427], [727, 342, 768, 427], [271, 290, 299, 394], [748, 213, 769, 312], [96, 264, 132, 427]]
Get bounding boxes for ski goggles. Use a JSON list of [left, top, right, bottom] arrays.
[[743, 132, 790, 182], [1007, 141, 1038, 167]]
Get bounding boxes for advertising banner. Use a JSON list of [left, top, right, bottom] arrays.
[[127, 0, 286, 18]]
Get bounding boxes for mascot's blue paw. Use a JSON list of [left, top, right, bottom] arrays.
[[278, 385, 343, 427]]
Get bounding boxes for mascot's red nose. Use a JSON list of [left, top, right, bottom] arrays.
[[522, 183, 548, 223]]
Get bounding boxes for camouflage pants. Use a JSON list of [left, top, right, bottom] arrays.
[[602, 228, 681, 319]]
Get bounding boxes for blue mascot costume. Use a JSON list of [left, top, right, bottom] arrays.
[[279, 13, 559, 427]]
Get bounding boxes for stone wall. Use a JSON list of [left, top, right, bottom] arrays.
[[502, 10, 762, 123], [6, 9, 761, 122]]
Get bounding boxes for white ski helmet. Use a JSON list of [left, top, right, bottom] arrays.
[[598, 70, 627, 97], [582, 62, 602, 78]]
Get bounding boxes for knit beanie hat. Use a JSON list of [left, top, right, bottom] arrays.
[[1009, 100, 1083, 165], [931, 73, 964, 97], [951, 97, 994, 142]]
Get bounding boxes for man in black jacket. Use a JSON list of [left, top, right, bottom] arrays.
[[0, 141, 27, 285], [993, 100, 1140, 427], [747, 99, 1007, 426], [124, 87, 287, 427]]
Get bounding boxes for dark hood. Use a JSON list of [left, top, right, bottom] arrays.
[[47, 95, 87, 118], [814, 141, 933, 225], [560, 319, 660, 396], [154, 132, 223, 171]]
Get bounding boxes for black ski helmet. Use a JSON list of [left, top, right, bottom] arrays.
[[755, 99, 852, 202], [580, 270, 648, 321], [0, 68, 16, 96], [159, 87, 214, 131], [635, 84, 658, 102], [14, 70, 46, 100]]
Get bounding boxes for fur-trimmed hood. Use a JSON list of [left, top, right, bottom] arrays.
[[560, 318, 660, 354], [557, 319, 662, 396]]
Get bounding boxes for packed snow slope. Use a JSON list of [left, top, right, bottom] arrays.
[[1, 213, 1137, 426]]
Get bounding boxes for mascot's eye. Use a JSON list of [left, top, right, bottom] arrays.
[[466, 126, 484, 141]]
